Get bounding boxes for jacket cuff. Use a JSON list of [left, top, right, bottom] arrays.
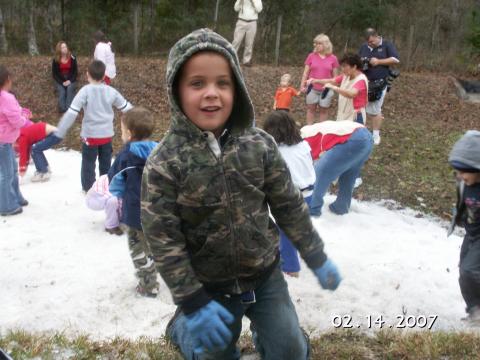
[[304, 249, 327, 270], [179, 287, 211, 315]]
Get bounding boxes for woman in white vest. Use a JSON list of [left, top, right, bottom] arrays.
[[307, 53, 368, 124], [93, 30, 116, 85]]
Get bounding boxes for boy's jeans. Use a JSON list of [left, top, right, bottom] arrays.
[[167, 267, 309, 360], [31, 134, 62, 173], [0, 143, 25, 213], [279, 195, 312, 273], [459, 235, 480, 313], [310, 127, 373, 216], [55, 82, 76, 113], [81, 142, 112, 192]]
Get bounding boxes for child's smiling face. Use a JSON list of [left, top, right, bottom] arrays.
[[178, 51, 234, 137]]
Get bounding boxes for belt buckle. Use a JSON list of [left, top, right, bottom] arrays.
[[240, 290, 256, 304]]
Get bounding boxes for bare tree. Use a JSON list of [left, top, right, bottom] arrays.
[[133, 0, 140, 54], [27, 0, 39, 55], [0, 5, 7, 54]]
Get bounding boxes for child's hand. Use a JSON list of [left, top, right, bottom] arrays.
[[324, 83, 335, 90], [21, 108, 32, 119], [313, 259, 342, 291]]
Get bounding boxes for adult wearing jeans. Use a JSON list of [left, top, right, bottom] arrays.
[[52, 41, 78, 113], [358, 28, 399, 145], [232, 0, 262, 66], [302, 121, 373, 217]]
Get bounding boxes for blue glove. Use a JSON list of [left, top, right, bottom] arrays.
[[185, 300, 235, 354], [314, 259, 341, 290]]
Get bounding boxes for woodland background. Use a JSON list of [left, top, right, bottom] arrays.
[[1, 0, 480, 71]]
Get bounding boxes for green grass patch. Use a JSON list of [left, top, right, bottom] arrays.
[[1, 329, 480, 359]]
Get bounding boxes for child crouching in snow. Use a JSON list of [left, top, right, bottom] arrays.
[[448, 130, 480, 325], [263, 110, 316, 277], [16, 119, 58, 182], [85, 174, 123, 235], [108, 107, 159, 298]]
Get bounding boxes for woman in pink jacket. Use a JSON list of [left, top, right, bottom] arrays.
[[0, 65, 28, 216]]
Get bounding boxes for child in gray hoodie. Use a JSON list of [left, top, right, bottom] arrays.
[[448, 130, 480, 325]]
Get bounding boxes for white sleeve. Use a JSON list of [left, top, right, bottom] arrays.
[[94, 44, 106, 64], [253, 0, 262, 13], [234, 0, 241, 12], [112, 89, 133, 113], [55, 88, 86, 138]]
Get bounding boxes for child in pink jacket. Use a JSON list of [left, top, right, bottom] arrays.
[[0, 65, 28, 216]]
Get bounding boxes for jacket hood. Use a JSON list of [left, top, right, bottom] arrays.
[[129, 140, 158, 160], [166, 28, 255, 136], [449, 130, 480, 171]]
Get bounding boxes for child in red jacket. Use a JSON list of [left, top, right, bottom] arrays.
[[16, 121, 58, 181]]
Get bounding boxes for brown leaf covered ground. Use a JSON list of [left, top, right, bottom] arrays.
[[2, 56, 479, 219]]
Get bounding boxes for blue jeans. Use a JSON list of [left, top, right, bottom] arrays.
[[0, 143, 26, 213], [31, 134, 62, 173], [55, 82, 76, 113], [167, 267, 309, 360], [310, 127, 373, 216], [81, 142, 112, 191], [279, 195, 312, 273]]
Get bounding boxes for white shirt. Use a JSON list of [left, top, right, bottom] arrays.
[[94, 42, 116, 79], [234, 0, 262, 21], [278, 141, 316, 197]]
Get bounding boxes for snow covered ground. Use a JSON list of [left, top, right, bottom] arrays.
[[0, 149, 477, 340]]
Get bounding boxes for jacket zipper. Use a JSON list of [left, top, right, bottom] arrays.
[[205, 135, 239, 291]]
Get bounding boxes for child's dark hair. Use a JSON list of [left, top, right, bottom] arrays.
[[263, 111, 302, 146], [0, 65, 10, 88], [339, 53, 363, 69], [122, 107, 155, 140], [88, 60, 106, 81]]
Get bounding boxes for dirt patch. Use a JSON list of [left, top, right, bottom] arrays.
[[2, 56, 479, 219]]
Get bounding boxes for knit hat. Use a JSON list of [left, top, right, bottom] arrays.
[[449, 130, 480, 172]]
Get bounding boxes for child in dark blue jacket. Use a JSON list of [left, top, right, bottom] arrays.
[[108, 107, 159, 297]]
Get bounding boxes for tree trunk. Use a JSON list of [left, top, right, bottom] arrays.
[[406, 24, 415, 70], [274, 14, 282, 66], [45, 2, 55, 51], [133, 0, 140, 54], [27, 0, 39, 56], [0, 6, 7, 54], [61, 0, 65, 39], [213, 0, 220, 31]]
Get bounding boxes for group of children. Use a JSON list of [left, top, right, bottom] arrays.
[[0, 59, 160, 297], [0, 27, 479, 358]]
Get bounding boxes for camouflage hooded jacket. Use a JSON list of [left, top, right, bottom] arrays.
[[141, 29, 327, 313]]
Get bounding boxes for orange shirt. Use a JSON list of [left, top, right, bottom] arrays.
[[274, 86, 300, 109]]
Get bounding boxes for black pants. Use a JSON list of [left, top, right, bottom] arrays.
[[81, 142, 112, 191], [459, 235, 480, 313]]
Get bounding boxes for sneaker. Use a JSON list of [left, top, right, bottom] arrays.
[[0, 207, 23, 216], [373, 133, 381, 145], [354, 177, 363, 188], [31, 171, 51, 182], [463, 306, 480, 326], [105, 226, 124, 236], [19, 199, 29, 206], [136, 284, 159, 298]]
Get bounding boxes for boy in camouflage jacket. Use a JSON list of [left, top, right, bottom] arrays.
[[141, 28, 341, 359]]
